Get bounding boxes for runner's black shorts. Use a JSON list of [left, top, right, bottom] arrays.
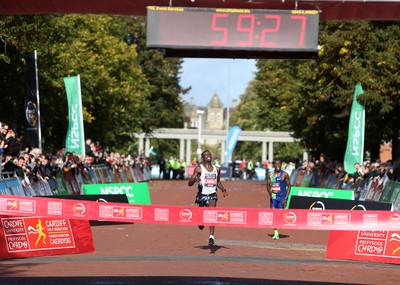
[[195, 192, 218, 207]]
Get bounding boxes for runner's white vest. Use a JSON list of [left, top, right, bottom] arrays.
[[199, 164, 217, 195]]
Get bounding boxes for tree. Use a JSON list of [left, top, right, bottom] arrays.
[[123, 16, 190, 156], [0, 15, 187, 154], [243, 21, 400, 162], [230, 80, 304, 162]]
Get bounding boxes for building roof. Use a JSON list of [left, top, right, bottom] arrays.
[[207, 93, 224, 108]]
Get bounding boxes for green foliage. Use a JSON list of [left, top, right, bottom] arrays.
[[41, 15, 153, 151], [233, 21, 400, 162], [0, 15, 186, 153], [230, 70, 304, 162], [302, 21, 400, 160], [123, 17, 189, 131]]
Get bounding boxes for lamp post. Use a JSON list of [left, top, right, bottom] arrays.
[[197, 109, 205, 163], [225, 60, 231, 164], [226, 60, 231, 133]]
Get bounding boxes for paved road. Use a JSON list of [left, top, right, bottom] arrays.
[[0, 180, 398, 285]]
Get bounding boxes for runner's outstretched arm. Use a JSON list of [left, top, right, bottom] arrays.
[[216, 167, 228, 197], [188, 166, 201, 186]]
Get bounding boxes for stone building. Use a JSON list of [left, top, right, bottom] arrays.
[[184, 94, 226, 130], [184, 93, 227, 146]]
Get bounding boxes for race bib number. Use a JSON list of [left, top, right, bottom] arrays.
[[204, 174, 216, 187], [271, 184, 281, 193]]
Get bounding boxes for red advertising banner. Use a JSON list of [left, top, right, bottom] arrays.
[[0, 215, 94, 259], [0, 194, 399, 231], [326, 230, 400, 264], [187, 166, 196, 177]]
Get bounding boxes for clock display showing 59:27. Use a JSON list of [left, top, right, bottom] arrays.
[[147, 7, 320, 52]]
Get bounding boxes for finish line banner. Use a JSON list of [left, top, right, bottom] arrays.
[[0, 195, 399, 231], [0, 215, 94, 259]]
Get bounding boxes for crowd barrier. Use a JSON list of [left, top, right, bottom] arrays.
[[290, 169, 347, 189], [290, 169, 400, 211], [0, 164, 152, 198]]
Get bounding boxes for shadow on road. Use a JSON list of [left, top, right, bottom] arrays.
[[195, 244, 230, 254]]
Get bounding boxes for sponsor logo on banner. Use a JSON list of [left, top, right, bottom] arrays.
[[356, 238, 385, 255], [298, 190, 334, 198], [123, 207, 142, 219], [217, 212, 230, 222], [284, 212, 297, 226], [258, 212, 273, 225], [96, 198, 108, 203], [327, 230, 400, 264], [4, 199, 35, 213], [7, 235, 30, 251], [389, 214, 400, 227], [72, 203, 86, 216], [358, 231, 387, 239], [203, 210, 246, 224], [99, 205, 142, 220], [2, 217, 75, 252], [100, 185, 134, 198], [331, 213, 351, 225], [25, 101, 38, 127], [2, 218, 25, 234], [322, 214, 334, 224], [363, 214, 379, 227], [64, 75, 85, 155], [355, 231, 388, 257], [84, 182, 151, 205], [351, 204, 367, 211], [48, 202, 63, 216], [387, 232, 400, 256], [309, 201, 325, 210], [113, 207, 126, 217], [308, 213, 351, 226], [179, 209, 192, 222], [354, 231, 400, 258], [154, 208, 169, 222], [8, 200, 19, 210]]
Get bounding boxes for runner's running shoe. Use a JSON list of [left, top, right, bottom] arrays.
[[272, 233, 280, 240], [208, 237, 215, 246], [198, 225, 204, 230]]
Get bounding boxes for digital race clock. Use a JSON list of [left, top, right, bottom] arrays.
[[146, 6, 320, 59]]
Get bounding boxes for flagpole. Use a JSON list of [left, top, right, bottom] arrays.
[[225, 60, 231, 164], [34, 50, 42, 152]]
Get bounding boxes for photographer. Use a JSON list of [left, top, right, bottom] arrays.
[[0, 124, 16, 156]]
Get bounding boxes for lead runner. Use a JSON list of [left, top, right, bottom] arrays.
[[188, 150, 228, 246]]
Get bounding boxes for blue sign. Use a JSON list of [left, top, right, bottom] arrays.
[[225, 126, 241, 163]]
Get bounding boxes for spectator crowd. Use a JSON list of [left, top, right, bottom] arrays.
[[0, 122, 152, 191], [0, 121, 395, 192]]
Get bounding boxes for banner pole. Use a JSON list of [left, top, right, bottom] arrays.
[[34, 50, 42, 151]]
